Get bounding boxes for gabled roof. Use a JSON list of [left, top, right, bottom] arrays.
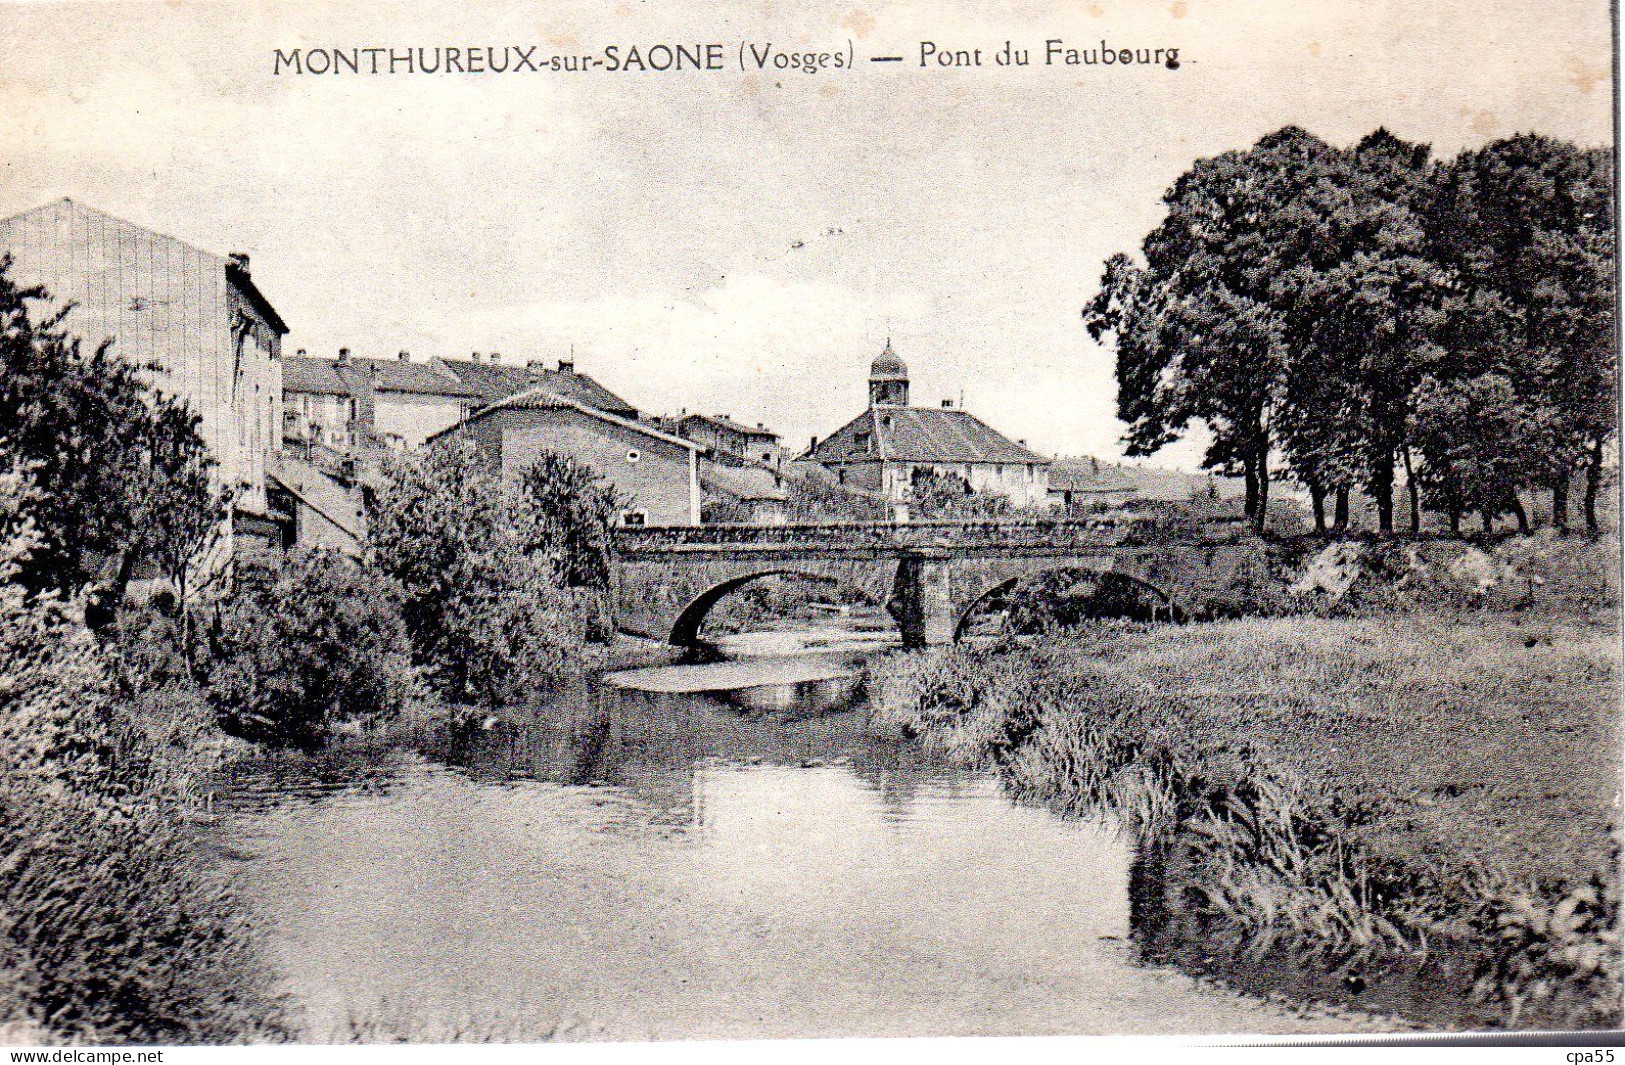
[[679, 412, 780, 440], [347, 357, 485, 397], [282, 356, 353, 396], [435, 358, 638, 417], [1, 198, 289, 334], [805, 405, 1049, 466], [426, 385, 702, 452], [281, 355, 485, 398]]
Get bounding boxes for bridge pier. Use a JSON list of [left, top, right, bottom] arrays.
[[888, 550, 955, 649]]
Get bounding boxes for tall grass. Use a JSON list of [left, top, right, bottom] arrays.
[[869, 616, 1622, 1029], [0, 587, 291, 1043]]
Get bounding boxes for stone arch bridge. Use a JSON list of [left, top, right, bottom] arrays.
[[611, 518, 1270, 649]]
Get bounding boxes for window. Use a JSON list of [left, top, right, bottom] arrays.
[[855, 431, 872, 452], [620, 510, 648, 527]]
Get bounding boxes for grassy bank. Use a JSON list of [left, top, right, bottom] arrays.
[[0, 604, 291, 1044], [869, 612, 1621, 1029]]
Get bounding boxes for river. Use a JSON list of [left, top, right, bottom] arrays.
[[206, 621, 1370, 1041]]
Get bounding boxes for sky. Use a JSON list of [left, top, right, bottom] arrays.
[[0, 0, 1614, 469]]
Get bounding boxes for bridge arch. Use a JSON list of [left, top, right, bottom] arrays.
[[668, 569, 842, 647], [953, 566, 1181, 642]]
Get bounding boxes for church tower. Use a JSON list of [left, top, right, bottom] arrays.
[[868, 339, 910, 407]]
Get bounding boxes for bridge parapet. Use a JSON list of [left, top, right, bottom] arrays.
[[613, 516, 1248, 557]]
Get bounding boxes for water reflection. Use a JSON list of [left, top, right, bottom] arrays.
[[210, 635, 1340, 1040]]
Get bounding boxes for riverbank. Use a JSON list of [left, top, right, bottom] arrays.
[[868, 610, 1622, 1029], [211, 651, 1398, 1040]]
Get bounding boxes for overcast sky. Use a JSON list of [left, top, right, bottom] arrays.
[[0, 0, 1613, 468]]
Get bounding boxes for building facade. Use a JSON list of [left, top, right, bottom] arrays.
[[677, 413, 782, 468], [283, 351, 638, 455], [432, 386, 702, 526], [0, 198, 288, 521], [800, 343, 1051, 509]]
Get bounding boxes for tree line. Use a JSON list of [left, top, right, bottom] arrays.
[[1084, 127, 1616, 535]]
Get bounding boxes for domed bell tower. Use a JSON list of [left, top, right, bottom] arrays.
[[868, 339, 910, 407]]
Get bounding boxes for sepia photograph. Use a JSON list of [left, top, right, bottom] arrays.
[[0, 0, 1618, 1051]]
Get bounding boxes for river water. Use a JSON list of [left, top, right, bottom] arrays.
[[208, 622, 1361, 1041]]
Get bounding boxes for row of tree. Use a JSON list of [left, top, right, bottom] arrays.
[[1085, 128, 1615, 534]]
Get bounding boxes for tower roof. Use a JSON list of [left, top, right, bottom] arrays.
[[869, 339, 909, 382]]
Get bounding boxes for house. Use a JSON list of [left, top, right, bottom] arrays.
[[283, 350, 639, 455], [0, 198, 288, 544], [1047, 457, 1137, 511], [429, 385, 703, 526], [437, 354, 638, 419], [265, 454, 367, 555], [799, 342, 1051, 509], [283, 348, 486, 452], [678, 412, 782, 468]]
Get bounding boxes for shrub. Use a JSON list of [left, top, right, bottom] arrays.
[[367, 440, 589, 706], [204, 549, 416, 750], [0, 472, 288, 1042]]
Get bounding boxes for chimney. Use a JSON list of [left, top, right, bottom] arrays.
[[942, 398, 953, 408], [490, 352, 501, 363], [296, 348, 307, 357], [336, 347, 350, 364], [526, 359, 547, 379], [472, 352, 483, 363], [558, 358, 575, 373], [398, 350, 410, 362], [228, 252, 250, 274], [810, 435, 819, 451]]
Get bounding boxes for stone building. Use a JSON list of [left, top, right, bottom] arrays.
[[431, 385, 702, 526], [677, 412, 782, 468], [0, 198, 289, 547], [282, 350, 638, 455], [799, 343, 1051, 509]]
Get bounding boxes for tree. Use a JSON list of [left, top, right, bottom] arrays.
[[204, 550, 416, 750], [1410, 374, 1538, 533], [366, 440, 583, 706], [513, 453, 624, 591], [1086, 127, 1344, 532], [1426, 135, 1616, 532], [908, 469, 1011, 519], [0, 257, 218, 617]]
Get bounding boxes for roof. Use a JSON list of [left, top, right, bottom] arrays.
[[871, 341, 910, 383], [700, 460, 786, 502], [281, 355, 484, 398], [267, 454, 364, 541], [805, 405, 1049, 466], [435, 358, 638, 417], [1048, 458, 1136, 494], [226, 261, 290, 335], [351, 358, 485, 397], [282, 356, 354, 395], [679, 412, 780, 440], [427, 385, 702, 452], [869, 339, 908, 381], [1, 198, 290, 335]]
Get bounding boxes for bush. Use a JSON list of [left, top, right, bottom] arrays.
[[368, 440, 590, 706], [0, 474, 288, 1042], [204, 549, 416, 750]]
